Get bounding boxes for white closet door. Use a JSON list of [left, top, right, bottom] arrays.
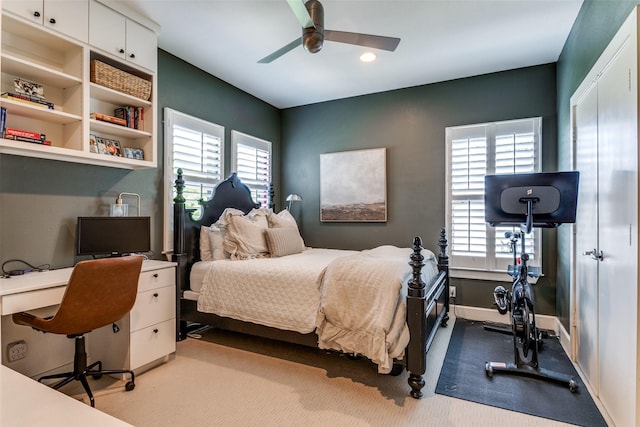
[[595, 35, 638, 427], [574, 18, 639, 426], [574, 81, 599, 391]]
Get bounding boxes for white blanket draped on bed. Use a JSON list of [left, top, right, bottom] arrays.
[[316, 245, 438, 374]]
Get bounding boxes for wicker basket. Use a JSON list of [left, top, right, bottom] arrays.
[[90, 60, 152, 101]]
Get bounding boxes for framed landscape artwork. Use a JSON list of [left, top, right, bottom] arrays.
[[320, 147, 387, 222]]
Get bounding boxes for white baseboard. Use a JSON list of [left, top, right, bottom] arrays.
[[450, 304, 559, 334]]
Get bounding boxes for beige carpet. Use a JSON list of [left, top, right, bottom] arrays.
[[67, 317, 580, 427]]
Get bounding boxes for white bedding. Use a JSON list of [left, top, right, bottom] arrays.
[[196, 248, 356, 334], [192, 245, 438, 373]]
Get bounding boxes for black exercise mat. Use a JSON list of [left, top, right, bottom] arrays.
[[435, 319, 607, 427]]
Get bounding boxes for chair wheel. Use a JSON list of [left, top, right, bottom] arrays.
[[569, 379, 578, 393], [125, 381, 135, 391]]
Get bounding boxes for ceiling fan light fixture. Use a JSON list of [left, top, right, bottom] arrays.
[[360, 52, 377, 62]]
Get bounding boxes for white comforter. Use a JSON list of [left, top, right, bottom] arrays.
[[196, 245, 437, 373], [197, 249, 356, 334]]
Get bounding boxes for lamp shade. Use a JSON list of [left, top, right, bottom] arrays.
[[285, 194, 302, 211]]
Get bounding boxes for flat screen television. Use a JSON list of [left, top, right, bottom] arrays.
[[76, 216, 151, 257], [484, 171, 580, 230]]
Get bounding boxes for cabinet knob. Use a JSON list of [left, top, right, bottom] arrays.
[[153, 328, 159, 334], [153, 293, 159, 298], [129, 53, 136, 59], [33, 11, 41, 17], [153, 273, 159, 278], [49, 18, 56, 24], [119, 48, 125, 54]]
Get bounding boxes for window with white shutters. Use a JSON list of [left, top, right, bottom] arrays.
[[163, 108, 224, 253], [231, 130, 272, 208], [446, 117, 541, 280]]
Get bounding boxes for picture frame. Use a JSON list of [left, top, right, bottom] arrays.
[[320, 147, 387, 222], [103, 138, 122, 156], [89, 134, 98, 153], [95, 136, 106, 154]]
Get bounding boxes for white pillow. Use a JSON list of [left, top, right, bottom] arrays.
[[223, 214, 270, 260], [199, 226, 214, 261], [265, 227, 305, 257], [199, 225, 228, 261], [268, 209, 299, 229]]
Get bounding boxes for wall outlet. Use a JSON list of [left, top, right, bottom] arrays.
[[449, 286, 456, 298], [7, 340, 27, 362]]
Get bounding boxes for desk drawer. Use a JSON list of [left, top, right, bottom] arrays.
[[130, 285, 175, 332], [130, 319, 176, 369], [138, 267, 175, 293], [1, 286, 66, 315]]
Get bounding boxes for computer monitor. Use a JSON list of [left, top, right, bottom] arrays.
[[484, 171, 580, 232], [76, 216, 151, 257]]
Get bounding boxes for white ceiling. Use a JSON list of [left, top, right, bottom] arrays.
[[110, 0, 584, 109]]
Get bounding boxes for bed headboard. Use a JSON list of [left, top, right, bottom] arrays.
[[173, 170, 272, 292]]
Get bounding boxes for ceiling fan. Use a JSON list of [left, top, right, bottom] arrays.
[[258, 0, 401, 63]]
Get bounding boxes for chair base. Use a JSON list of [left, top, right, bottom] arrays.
[[39, 335, 135, 407]]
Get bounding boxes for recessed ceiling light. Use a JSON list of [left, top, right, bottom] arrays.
[[360, 52, 377, 62]]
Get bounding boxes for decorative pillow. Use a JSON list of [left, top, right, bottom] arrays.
[[268, 209, 298, 229], [223, 214, 270, 260], [264, 227, 305, 257], [199, 226, 214, 261], [199, 225, 228, 261]]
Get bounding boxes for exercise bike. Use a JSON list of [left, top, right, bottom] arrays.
[[483, 172, 580, 393]]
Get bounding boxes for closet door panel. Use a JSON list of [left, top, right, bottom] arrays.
[[574, 82, 599, 390], [595, 37, 638, 427]]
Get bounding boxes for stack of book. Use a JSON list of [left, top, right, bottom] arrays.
[[1, 92, 54, 110], [114, 106, 144, 130], [90, 112, 127, 126], [4, 127, 51, 145]]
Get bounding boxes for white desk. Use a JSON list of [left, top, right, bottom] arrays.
[[0, 259, 176, 424], [1, 365, 133, 426]]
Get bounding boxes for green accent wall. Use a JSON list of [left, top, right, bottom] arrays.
[[281, 64, 559, 313]]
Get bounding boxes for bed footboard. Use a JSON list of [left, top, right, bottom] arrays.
[[405, 228, 449, 399]]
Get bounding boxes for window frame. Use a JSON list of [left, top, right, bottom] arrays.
[[163, 108, 224, 254], [230, 130, 272, 208], [445, 117, 542, 281]]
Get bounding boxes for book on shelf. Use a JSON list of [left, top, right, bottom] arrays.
[[4, 135, 51, 145], [0, 107, 6, 137], [114, 106, 144, 130], [90, 112, 127, 126], [1, 92, 54, 109], [5, 127, 46, 141]]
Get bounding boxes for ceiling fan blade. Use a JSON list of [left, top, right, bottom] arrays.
[[258, 38, 301, 63], [324, 30, 400, 51], [286, 0, 314, 28]]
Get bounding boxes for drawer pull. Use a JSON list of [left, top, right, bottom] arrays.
[[153, 328, 159, 334], [153, 273, 159, 278], [153, 293, 159, 298]]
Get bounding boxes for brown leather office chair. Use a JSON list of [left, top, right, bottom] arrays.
[[12, 256, 143, 407]]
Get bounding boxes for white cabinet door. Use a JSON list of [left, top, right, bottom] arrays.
[[3, 0, 88, 42], [44, 0, 88, 42], [126, 19, 157, 71], [89, 0, 156, 71], [89, 0, 126, 60], [3, 1, 43, 23]]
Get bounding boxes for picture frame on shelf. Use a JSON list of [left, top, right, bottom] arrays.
[[95, 137, 106, 154], [124, 147, 144, 160], [103, 139, 122, 156], [89, 134, 98, 153]]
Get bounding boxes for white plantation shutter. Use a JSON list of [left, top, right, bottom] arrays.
[[231, 130, 272, 207], [446, 118, 541, 278], [163, 108, 224, 253]]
